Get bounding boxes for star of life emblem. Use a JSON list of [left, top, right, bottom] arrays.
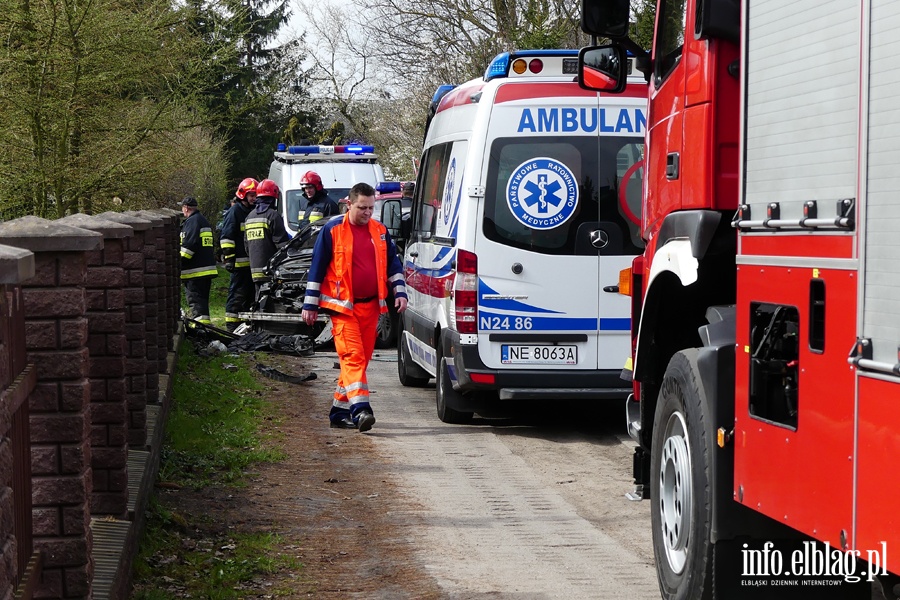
[[505, 158, 579, 230]]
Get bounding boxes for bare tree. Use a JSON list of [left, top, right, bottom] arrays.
[[0, 0, 229, 217]]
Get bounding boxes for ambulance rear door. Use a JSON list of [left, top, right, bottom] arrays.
[[475, 81, 645, 372]]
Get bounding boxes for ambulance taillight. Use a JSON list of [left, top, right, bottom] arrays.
[[454, 249, 478, 334]]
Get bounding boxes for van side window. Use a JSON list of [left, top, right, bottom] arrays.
[[414, 143, 452, 237]]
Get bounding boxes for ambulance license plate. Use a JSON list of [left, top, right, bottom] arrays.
[[501, 344, 577, 365]]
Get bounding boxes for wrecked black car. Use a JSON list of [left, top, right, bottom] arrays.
[[239, 195, 407, 349]]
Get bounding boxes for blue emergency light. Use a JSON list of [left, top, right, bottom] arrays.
[[376, 182, 402, 193], [484, 49, 579, 82], [285, 144, 375, 155]]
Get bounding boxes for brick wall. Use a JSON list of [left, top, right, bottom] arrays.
[[0, 217, 103, 600], [0, 211, 181, 600], [0, 245, 36, 600], [58, 216, 134, 519]]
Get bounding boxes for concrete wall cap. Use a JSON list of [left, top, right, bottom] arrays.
[[58, 214, 134, 239], [96, 211, 154, 232], [0, 244, 35, 284], [0, 215, 103, 252], [126, 211, 165, 226], [146, 208, 181, 223]]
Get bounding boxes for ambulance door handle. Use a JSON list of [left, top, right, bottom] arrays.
[[409, 251, 418, 258], [666, 153, 679, 180]]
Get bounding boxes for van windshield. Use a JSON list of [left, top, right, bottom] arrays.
[[284, 188, 351, 230], [483, 136, 643, 256]]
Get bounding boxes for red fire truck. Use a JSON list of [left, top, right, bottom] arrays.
[[579, 1, 900, 599]]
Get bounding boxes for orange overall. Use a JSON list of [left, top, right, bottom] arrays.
[[330, 298, 380, 417], [303, 214, 400, 423]]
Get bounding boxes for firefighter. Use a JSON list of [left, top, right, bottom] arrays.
[[300, 182, 408, 431], [179, 196, 219, 324], [244, 178, 290, 295], [298, 171, 340, 226], [220, 177, 258, 331]]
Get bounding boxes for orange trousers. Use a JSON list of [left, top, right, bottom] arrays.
[[329, 299, 380, 422]]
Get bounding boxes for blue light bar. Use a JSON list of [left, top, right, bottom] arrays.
[[431, 85, 456, 107], [276, 143, 287, 151], [484, 52, 511, 81], [285, 144, 375, 155], [376, 182, 402, 193], [484, 49, 579, 81]]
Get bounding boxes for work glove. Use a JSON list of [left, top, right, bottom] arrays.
[[224, 258, 235, 272]]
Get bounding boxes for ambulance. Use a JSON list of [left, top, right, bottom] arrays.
[[267, 143, 385, 236], [398, 49, 649, 423]]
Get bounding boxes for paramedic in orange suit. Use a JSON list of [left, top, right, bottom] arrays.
[[301, 182, 408, 432]]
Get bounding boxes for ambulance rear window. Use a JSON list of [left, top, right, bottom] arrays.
[[483, 136, 644, 256]]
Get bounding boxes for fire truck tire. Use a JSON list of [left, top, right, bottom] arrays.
[[650, 349, 714, 600], [397, 319, 429, 387], [436, 349, 473, 424]]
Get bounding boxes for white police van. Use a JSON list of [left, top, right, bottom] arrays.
[[397, 49, 648, 423], [267, 144, 386, 236]]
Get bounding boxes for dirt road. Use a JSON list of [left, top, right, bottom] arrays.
[[360, 350, 658, 599], [151, 344, 659, 598]]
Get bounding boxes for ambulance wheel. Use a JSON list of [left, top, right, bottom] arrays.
[[436, 351, 473, 424], [650, 349, 714, 600], [397, 319, 429, 387]]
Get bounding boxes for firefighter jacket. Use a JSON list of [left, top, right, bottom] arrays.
[[245, 196, 291, 282], [302, 214, 407, 317], [180, 210, 218, 280], [219, 200, 252, 268], [300, 190, 340, 224]]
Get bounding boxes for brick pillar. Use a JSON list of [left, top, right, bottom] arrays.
[[126, 213, 167, 404], [146, 210, 180, 351], [58, 215, 133, 520], [0, 245, 35, 600], [96, 213, 153, 449], [0, 217, 102, 600]]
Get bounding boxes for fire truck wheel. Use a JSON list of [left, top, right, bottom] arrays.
[[397, 319, 429, 387], [650, 349, 714, 600], [436, 349, 473, 424]]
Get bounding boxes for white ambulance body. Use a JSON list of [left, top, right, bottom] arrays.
[[267, 144, 386, 236], [399, 49, 648, 422]]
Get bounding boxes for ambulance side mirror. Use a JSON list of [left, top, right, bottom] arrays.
[[578, 45, 627, 94], [381, 199, 403, 238]]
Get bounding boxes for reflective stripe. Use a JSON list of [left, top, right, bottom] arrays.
[[303, 294, 319, 307], [307, 282, 321, 291], [320, 293, 352, 311], [220, 238, 236, 248], [180, 246, 194, 257], [346, 381, 369, 392], [234, 259, 250, 268], [181, 266, 218, 279]]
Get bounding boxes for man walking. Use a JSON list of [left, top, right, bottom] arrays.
[[301, 182, 408, 432], [179, 196, 219, 324], [220, 178, 257, 331]]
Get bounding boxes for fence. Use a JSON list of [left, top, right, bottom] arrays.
[[0, 210, 182, 600]]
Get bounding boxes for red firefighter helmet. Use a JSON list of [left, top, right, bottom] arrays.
[[256, 179, 279, 198], [299, 171, 323, 192], [236, 177, 258, 200]]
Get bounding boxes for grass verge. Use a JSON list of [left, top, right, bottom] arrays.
[[131, 337, 294, 599]]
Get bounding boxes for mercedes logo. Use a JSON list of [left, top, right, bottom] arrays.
[[591, 229, 610, 249]]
